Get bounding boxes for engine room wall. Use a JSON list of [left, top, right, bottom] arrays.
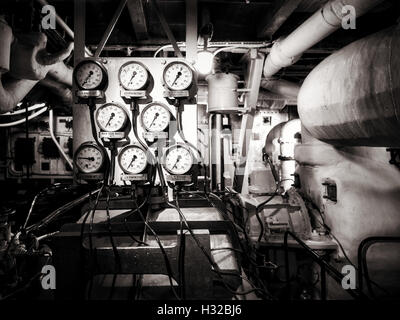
[[296, 128, 400, 298]]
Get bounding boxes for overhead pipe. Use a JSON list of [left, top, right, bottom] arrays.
[[263, 0, 385, 78]]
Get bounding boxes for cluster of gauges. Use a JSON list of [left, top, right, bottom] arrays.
[[74, 60, 194, 92], [93, 101, 171, 134], [73, 59, 196, 180], [75, 142, 194, 176]]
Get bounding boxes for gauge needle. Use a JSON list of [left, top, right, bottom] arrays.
[[149, 112, 159, 128], [105, 112, 115, 127], [172, 155, 182, 169], [82, 71, 93, 86], [128, 155, 137, 168], [129, 71, 137, 84], [171, 68, 183, 87], [78, 157, 95, 161]]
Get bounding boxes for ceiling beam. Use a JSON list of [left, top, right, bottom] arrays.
[[127, 0, 149, 40], [257, 0, 301, 39]]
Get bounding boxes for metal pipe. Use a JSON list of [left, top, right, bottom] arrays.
[[263, 0, 384, 78], [208, 113, 214, 190], [35, 0, 92, 57], [94, 0, 128, 58], [215, 113, 222, 191], [260, 79, 300, 99]]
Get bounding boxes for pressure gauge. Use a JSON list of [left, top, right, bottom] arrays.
[[74, 143, 105, 174], [95, 103, 129, 132], [163, 61, 194, 91], [164, 144, 194, 175], [118, 145, 148, 174], [74, 60, 108, 90], [141, 102, 171, 132], [119, 61, 149, 91]]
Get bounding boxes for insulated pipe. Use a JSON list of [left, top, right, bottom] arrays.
[[260, 79, 300, 99], [0, 17, 39, 114], [0, 76, 38, 114], [298, 26, 400, 147], [263, 0, 385, 78], [279, 119, 301, 192], [0, 20, 73, 113]]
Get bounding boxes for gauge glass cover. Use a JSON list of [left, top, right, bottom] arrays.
[[164, 145, 193, 175], [119, 146, 148, 174], [96, 104, 128, 132], [75, 61, 105, 90], [163, 62, 193, 91], [141, 103, 171, 132], [75, 145, 104, 173], [119, 62, 149, 90]]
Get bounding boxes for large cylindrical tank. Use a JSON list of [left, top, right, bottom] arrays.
[[298, 26, 400, 147], [206, 73, 239, 113]]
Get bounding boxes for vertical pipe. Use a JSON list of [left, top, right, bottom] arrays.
[[215, 113, 222, 191], [208, 113, 214, 190]]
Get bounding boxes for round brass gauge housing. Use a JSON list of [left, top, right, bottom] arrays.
[[163, 61, 194, 91], [141, 102, 171, 132], [95, 103, 129, 132], [163, 144, 194, 175], [74, 142, 105, 174], [74, 59, 108, 90], [118, 61, 149, 91], [118, 145, 148, 174]]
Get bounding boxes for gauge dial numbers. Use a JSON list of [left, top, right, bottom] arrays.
[[118, 145, 148, 174], [119, 62, 149, 91], [74, 60, 108, 90], [163, 144, 194, 175], [163, 61, 194, 91], [95, 103, 129, 132], [141, 103, 171, 132], [74, 143, 105, 174]]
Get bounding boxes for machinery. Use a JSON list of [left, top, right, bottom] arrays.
[[0, 0, 399, 303]]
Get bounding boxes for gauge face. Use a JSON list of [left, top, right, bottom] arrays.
[[118, 145, 148, 174], [96, 103, 128, 132], [74, 60, 106, 90], [163, 61, 194, 91], [75, 144, 104, 173], [141, 103, 171, 132], [164, 145, 193, 175], [119, 62, 149, 90]]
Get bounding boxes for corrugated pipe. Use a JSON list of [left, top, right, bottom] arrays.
[[263, 0, 385, 78]]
